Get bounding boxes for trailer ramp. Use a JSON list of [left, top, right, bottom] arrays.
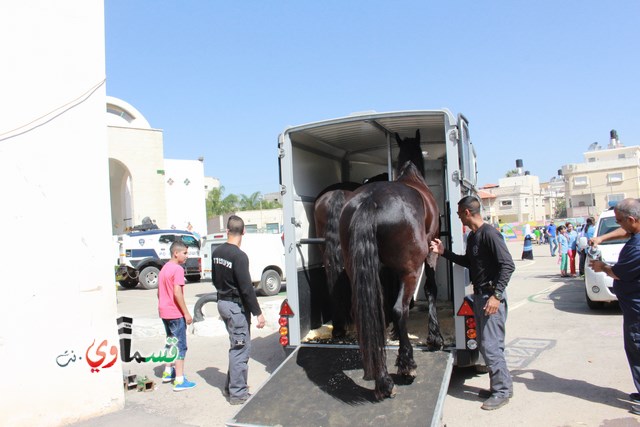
[[227, 346, 452, 427]]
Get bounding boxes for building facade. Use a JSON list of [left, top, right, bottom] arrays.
[[107, 97, 209, 237], [563, 135, 640, 218], [1, 2, 125, 424], [480, 174, 547, 225]]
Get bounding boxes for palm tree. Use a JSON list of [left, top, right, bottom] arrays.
[[206, 186, 239, 217], [238, 192, 263, 211]]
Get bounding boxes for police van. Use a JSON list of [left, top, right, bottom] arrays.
[[115, 229, 202, 290]]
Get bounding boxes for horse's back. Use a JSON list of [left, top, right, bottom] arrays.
[[340, 181, 430, 272]]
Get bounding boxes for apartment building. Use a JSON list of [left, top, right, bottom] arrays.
[[480, 173, 547, 225], [562, 131, 640, 218]]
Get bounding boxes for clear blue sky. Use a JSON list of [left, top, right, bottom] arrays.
[[105, 1, 640, 197]]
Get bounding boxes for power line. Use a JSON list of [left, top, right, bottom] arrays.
[[0, 78, 106, 143]]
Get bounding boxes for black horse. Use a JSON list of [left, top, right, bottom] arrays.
[[339, 130, 443, 400], [314, 177, 387, 338]]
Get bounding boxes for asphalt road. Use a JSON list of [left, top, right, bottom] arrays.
[[67, 241, 639, 427]]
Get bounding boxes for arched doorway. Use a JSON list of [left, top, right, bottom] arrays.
[[109, 158, 133, 235]]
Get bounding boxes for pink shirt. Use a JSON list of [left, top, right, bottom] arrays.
[[158, 261, 185, 319]]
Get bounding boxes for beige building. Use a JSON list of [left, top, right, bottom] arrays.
[[107, 97, 168, 234], [107, 96, 211, 236], [562, 132, 640, 219], [480, 174, 547, 225]]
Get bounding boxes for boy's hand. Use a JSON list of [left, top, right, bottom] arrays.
[[185, 313, 193, 325], [256, 314, 265, 329]]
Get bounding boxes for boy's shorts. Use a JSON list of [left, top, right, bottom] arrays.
[[162, 318, 187, 360]]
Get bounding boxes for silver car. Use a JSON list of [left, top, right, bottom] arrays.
[[584, 208, 629, 309]]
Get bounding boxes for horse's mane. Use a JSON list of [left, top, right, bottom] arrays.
[[396, 161, 426, 186]]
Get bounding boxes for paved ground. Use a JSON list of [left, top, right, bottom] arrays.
[[66, 241, 640, 427]]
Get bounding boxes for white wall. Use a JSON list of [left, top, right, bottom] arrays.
[[164, 159, 208, 237], [0, 1, 124, 425]]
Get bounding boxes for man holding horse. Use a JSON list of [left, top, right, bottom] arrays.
[[430, 195, 515, 410]]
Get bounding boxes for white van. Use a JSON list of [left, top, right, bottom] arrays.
[[201, 232, 286, 296], [585, 207, 629, 309]]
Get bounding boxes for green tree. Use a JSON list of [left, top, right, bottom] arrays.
[[505, 169, 519, 177], [206, 186, 239, 217], [263, 199, 282, 209], [555, 198, 567, 218], [237, 191, 263, 211]]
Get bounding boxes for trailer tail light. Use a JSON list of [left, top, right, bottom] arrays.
[[198, 257, 202, 272], [457, 297, 477, 350], [278, 299, 294, 346]]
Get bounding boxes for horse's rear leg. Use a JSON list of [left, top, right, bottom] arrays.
[[424, 264, 444, 350], [331, 271, 352, 338], [393, 277, 417, 378]]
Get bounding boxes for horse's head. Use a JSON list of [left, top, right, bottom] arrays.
[[394, 130, 424, 177]]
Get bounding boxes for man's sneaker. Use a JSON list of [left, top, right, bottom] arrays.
[[162, 369, 176, 384], [229, 393, 251, 405], [173, 378, 196, 392], [630, 392, 640, 403], [481, 395, 509, 410], [478, 389, 514, 399]]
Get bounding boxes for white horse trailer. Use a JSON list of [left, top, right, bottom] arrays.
[[229, 110, 480, 427]]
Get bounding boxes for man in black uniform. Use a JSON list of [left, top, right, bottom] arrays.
[[212, 215, 266, 405], [431, 196, 515, 410]]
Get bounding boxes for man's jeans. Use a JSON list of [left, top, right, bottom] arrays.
[[549, 237, 558, 256]]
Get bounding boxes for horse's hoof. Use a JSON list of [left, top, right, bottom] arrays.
[[389, 385, 397, 398], [396, 367, 417, 378]]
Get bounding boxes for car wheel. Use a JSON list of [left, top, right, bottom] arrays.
[[118, 279, 138, 289], [586, 288, 604, 310], [186, 274, 201, 283], [259, 270, 282, 296], [139, 266, 160, 290]]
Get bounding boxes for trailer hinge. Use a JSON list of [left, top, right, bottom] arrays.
[[452, 170, 461, 183], [290, 217, 301, 227], [449, 128, 459, 144], [280, 184, 286, 195], [278, 148, 285, 159]]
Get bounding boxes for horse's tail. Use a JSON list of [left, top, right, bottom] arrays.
[[324, 191, 346, 291], [348, 197, 386, 378]]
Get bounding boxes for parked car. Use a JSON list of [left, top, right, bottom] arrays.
[[584, 208, 629, 309], [115, 229, 202, 289]]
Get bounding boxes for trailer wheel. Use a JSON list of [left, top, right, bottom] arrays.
[[118, 279, 138, 289], [139, 266, 160, 290], [259, 269, 282, 296]]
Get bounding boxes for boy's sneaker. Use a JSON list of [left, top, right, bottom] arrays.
[[162, 369, 176, 383], [173, 378, 196, 392]]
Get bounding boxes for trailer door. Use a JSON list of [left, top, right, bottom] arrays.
[[457, 114, 477, 191]]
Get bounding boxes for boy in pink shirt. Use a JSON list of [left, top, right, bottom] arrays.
[[157, 240, 196, 391]]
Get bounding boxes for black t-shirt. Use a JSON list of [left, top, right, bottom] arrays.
[[211, 242, 262, 316], [442, 223, 515, 293]]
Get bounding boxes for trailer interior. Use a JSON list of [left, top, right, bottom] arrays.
[[282, 110, 476, 347]]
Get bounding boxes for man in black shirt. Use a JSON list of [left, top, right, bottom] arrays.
[[431, 196, 515, 410], [212, 215, 265, 405]]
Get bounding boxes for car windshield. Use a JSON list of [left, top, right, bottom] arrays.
[[597, 216, 631, 245]]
